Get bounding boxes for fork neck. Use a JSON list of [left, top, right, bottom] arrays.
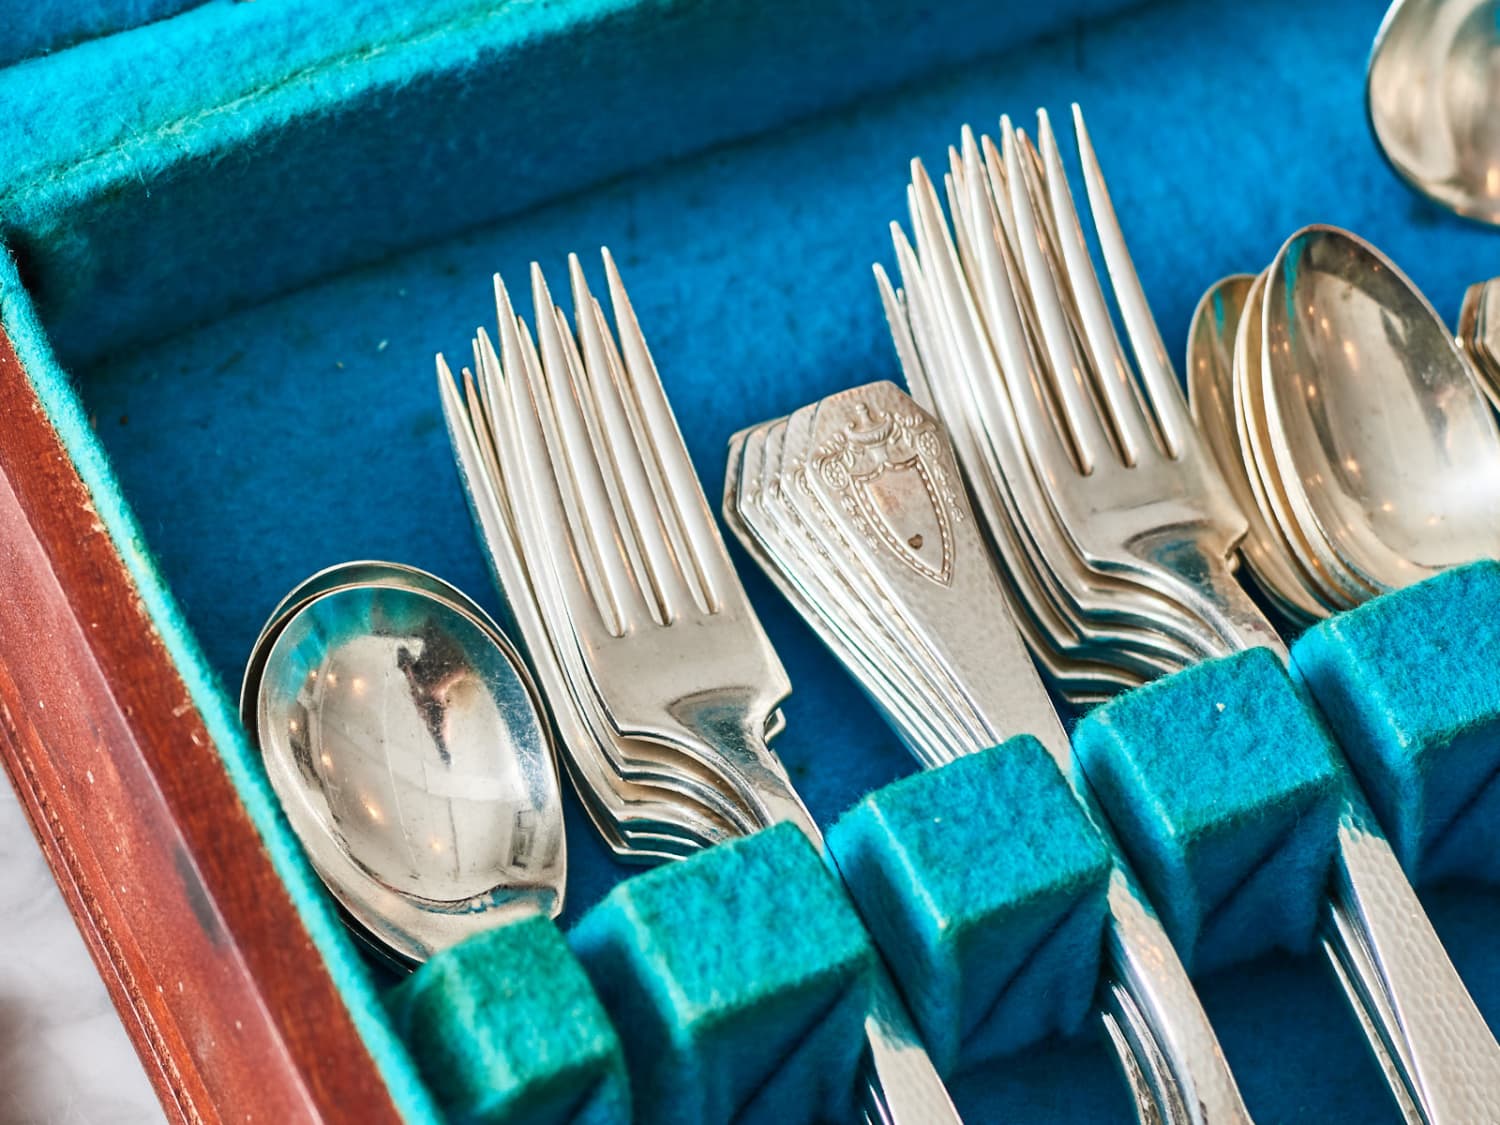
[[677, 709, 823, 847], [1132, 532, 1288, 661]]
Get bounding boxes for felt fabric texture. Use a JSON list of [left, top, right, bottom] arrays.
[[1073, 650, 1345, 974], [1292, 562, 1500, 883], [4, 0, 1500, 1119], [386, 915, 629, 1125], [568, 823, 876, 1125], [0, 0, 1131, 371], [828, 736, 1112, 1074], [0, 0, 201, 68]]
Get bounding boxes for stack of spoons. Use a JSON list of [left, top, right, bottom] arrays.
[[241, 561, 567, 966], [1188, 227, 1500, 624]]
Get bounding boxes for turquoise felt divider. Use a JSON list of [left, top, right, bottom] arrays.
[[1074, 650, 1346, 975], [829, 738, 1114, 1074], [0, 0, 1132, 369], [570, 824, 876, 1125], [388, 914, 630, 1125], [5, 0, 1500, 1119], [1293, 562, 1500, 884]]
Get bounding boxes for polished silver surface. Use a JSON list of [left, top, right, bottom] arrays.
[[726, 381, 1253, 1125], [248, 568, 565, 963], [1187, 276, 1327, 625], [438, 253, 962, 1124], [1367, 0, 1500, 223], [1458, 275, 1500, 409], [872, 103, 1500, 1124], [1263, 225, 1500, 592], [439, 345, 751, 861], [1169, 238, 1500, 1125]]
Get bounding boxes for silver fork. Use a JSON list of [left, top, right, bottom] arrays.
[[995, 109, 1282, 657], [493, 249, 963, 1125], [1005, 104, 1500, 1125]]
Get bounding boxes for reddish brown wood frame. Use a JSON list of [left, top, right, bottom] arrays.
[[0, 325, 402, 1121]]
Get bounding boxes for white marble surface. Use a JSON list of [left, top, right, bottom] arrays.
[[0, 782, 163, 1125]]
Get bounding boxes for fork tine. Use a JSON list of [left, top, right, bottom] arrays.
[[530, 264, 651, 635], [492, 275, 628, 639], [570, 254, 699, 625], [553, 299, 663, 620], [998, 118, 1111, 474], [873, 260, 930, 408], [956, 127, 1062, 444], [587, 288, 707, 615], [1033, 109, 1158, 466], [600, 247, 735, 609], [1071, 103, 1192, 456]]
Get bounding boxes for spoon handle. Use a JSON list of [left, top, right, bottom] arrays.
[[1323, 791, 1500, 1123]]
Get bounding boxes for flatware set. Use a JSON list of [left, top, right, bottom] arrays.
[[233, 24, 1500, 1119]]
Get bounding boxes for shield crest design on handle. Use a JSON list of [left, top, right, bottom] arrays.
[[813, 398, 960, 587]]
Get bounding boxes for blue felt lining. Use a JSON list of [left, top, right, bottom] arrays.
[[0, 0, 1133, 369], [0, 0, 203, 68], [4, 0, 1500, 1120]]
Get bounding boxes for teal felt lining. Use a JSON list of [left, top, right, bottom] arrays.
[[6, 0, 1500, 1119], [0, 249, 446, 1125], [0, 0, 1134, 370], [1291, 561, 1500, 881]]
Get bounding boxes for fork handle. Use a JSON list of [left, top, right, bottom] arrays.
[[1195, 594, 1500, 1121], [1100, 866, 1256, 1125], [692, 719, 965, 1124], [1320, 790, 1500, 1123]]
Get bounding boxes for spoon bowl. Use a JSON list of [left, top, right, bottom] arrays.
[[249, 568, 565, 963], [1368, 0, 1500, 224], [1262, 224, 1500, 591], [1188, 274, 1327, 623]]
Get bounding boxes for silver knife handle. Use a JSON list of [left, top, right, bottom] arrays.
[[1324, 792, 1500, 1122]]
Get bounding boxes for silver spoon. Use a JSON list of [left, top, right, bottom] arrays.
[[1189, 275, 1328, 623], [1457, 276, 1500, 410], [1261, 224, 1500, 592], [1367, 0, 1500, 224], [245, 564, 565, 964]]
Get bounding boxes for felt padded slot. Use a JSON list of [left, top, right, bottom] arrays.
[[6, 0, 1500, 1120], [1291, 561, 1500, 883], [828, 737, 1113, 1074], [1073, 649, 1344, 973], [387, 914, 630, 1125], [568, 823, 876, 1125]]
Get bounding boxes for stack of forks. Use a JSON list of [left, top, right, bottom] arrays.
[[877, 103, 1500, 1123], [437, 252, 963, 1124]]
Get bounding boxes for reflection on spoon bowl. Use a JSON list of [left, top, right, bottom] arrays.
[[1188, 273, 1327, 623], [1368, 0, 1500, 225], [1262, 224, 1500, 592], [251, 571, 565, 964]]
